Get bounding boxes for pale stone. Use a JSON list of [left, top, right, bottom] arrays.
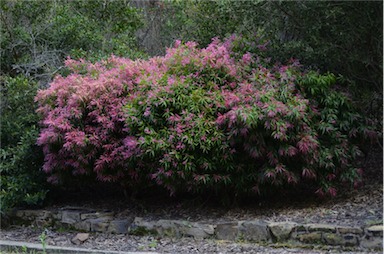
[[337, 226, 363, 235], [306, 223, 336, 233], [367, 225, 383, 235], [71, 233, 89, 245], [61, 211, 81, 224], [215, 222, 239, 241], [239, 220, 270, 242], [268, 222, 298, 241]]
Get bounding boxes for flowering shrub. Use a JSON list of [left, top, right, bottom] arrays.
[[36, 37, 374, 198]]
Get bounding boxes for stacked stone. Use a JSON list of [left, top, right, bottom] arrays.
[[12, 209, 383, 251]]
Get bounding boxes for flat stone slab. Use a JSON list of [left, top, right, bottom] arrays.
[[337, 226, 364, 235], [0, 239, 158, 254], [367, 225, 383, 234], [306, 223, 337, 233]]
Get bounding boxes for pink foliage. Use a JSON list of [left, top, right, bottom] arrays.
[[36, 36, 364, 198]]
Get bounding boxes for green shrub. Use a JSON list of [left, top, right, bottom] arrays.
[[36, 38, 375, 200], [0, 75, 47, 214]]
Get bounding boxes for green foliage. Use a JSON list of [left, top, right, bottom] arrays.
[[0, 75, 47, 214], [36, 38, 374, 200], [298, 72, 377, 194], [0, 0, 146, 82], [160, 0, 382, 114]]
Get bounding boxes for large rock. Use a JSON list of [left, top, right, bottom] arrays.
[[174, 221, 215, 239], [90, 218, 111, 232], [108, 219, 131, 234], [61, 211, 81, 224], [268, 222, 298, 241], [215, 222, 239, 241], [239, 220, 270, 242]]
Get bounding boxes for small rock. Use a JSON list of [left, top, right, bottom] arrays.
[[343, 234, 359, 246], [71, 233, 89, 245], [268, 222, 298, 241], [322, 233, 343, 245]]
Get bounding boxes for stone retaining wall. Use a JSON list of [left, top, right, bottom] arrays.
[[9, 208, 383, 251]]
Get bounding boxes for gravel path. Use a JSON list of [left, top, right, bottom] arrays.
[[0, 227, 381, 254]]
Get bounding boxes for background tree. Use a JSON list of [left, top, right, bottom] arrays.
[[0, 0, 145, 86], [142, 0, 382, 118]]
